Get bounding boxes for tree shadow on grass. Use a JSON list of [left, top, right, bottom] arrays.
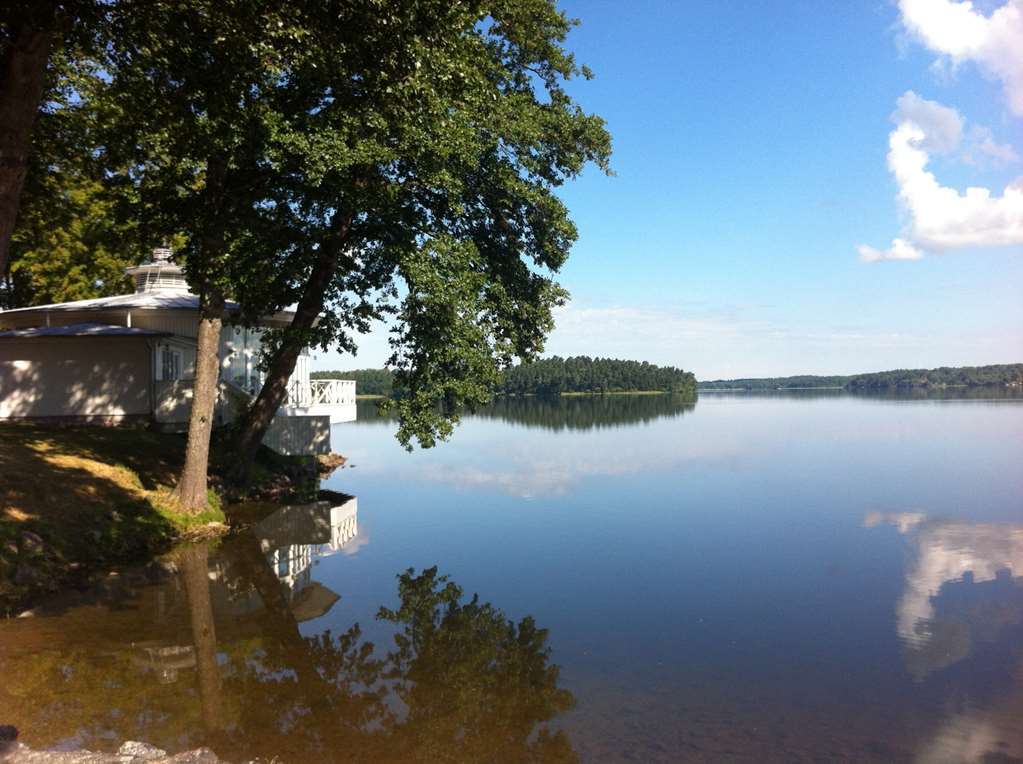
[[0, 424, 183, 612]]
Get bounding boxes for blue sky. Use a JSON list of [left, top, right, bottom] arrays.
[[317, 0, 1023, 379]]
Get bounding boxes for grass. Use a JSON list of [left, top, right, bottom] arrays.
[[149, 487, 227, 533], [0, 423, 228, 611]]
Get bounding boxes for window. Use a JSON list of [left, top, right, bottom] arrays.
[[161, 347, 181, 380]]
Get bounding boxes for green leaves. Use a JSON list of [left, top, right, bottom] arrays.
[[11, 0, 613, 453], [226, 0, 612, 450]]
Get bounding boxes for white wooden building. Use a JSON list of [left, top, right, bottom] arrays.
[[0, 248, 355, 449]]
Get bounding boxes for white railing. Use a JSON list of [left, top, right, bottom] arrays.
[[286, 379, 356, 408]]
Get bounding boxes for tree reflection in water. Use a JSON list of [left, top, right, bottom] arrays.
[[356, 394, 696, 432], [376, 567, 575, 762], [0, 506, 576, 762]]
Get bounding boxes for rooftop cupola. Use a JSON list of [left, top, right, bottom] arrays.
[[124, 246, 190, 294]]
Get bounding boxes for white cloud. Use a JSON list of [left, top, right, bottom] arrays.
[[857, 238, 925, 262], [859, 93, 1023, 260], [891, 90, 963, 153], [899, 0, 1023, 115], [963, 125, 1021, 166], [888, 91, 1019, 166], [890, 121, 1023, 249]]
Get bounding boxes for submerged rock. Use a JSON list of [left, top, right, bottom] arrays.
[[0, 740, 224, 764], [115, 742, 167, 761], [316, 451, 347, 476], [18, 532, 46, 557]]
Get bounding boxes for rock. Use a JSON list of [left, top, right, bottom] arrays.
[[0, 726, 18, 756], [1, 741, 228, 763], [116, 741, 166, 761], [18, 532, 46, 557], [316, 452, 347, 476], [14, 563, 43, 587], [161, 750, 221, 763]]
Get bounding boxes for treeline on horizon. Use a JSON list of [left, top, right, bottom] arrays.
[[698, 363, 1023, 391], [312, 356, 698, 397]]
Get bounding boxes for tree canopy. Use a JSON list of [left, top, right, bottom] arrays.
[[215, 0, 614, 451], [4, 0, 613, 488], [1, 0, 132, 307], [314, 355, 698, 399]]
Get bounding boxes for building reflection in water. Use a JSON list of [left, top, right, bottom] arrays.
[[249, 498, 358, 619], [128, 499, 359, 685], [866, 511, 1023, 762]]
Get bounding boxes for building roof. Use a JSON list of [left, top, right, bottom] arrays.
[[0, 322, 171, 339], [0, 248, 304, 326], [0, 291, 241, 316]]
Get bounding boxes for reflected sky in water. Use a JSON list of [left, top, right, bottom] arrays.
[[3, 392, 1022, 762]]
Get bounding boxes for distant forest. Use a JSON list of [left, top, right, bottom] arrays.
[[312, 356, 698, 397], [497, 356, 697, 396], [699, 363, 1023, 391]]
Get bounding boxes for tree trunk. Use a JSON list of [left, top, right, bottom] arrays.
[[174, 155, 228, 513], [173, 292, 225, 511], [0, 7, 55, 279], [230, 212, 354, 481], [178, 543, 225, 733]]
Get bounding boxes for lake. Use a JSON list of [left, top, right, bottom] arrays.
[[2, 391, 1022, 762]]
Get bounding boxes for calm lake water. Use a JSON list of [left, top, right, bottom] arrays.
[[3, 392, 1023, 762]]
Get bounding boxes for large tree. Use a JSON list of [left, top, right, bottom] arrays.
[[227, 0, 611, 474], [24, 0, 608, 507], [101, 0, 300, 511], [3, 51, 142, 309], [0, 1, 105, 286]]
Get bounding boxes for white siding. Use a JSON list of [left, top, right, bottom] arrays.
[[218, 325, 308, 395], [262, 414, 331, 455], [0, 338, 152, 418], [219, 325, 266, 392], [293, 347, 310, 388], [152, 336, 196, 381], [131, 311, 200, 338]]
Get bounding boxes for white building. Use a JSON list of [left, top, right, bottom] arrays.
[[0, 248, 355, 449]]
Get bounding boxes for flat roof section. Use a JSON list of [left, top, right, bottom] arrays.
[[0, 322, 172, 339]]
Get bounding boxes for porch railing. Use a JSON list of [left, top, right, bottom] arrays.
[[285, 379, 356, 408]]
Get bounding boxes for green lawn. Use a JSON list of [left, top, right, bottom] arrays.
[[0, 424, 225, 612]]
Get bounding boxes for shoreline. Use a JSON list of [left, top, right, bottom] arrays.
[[0, 424, 343, 615]]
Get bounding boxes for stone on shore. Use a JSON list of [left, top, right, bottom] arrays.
[[0, 740, 224, 764]]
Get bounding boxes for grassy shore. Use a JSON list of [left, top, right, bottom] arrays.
[[0, 424, 232, 612]]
